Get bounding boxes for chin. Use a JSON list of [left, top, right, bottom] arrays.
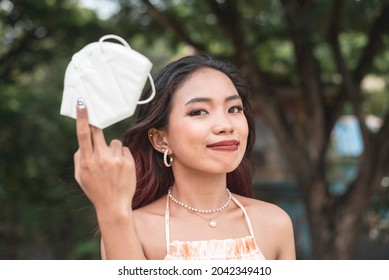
[[206, 163, 241, 174], [189, 156, 243, 174]]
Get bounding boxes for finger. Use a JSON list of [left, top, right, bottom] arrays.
[[109, 139, 123, 156], [90, 126, 108, 153], [74, 149, 81, 183], [122, 146, 134, 161], [76, 98, 93, 155]]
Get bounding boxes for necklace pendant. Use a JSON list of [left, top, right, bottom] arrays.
[[209, 219, 217, 228]]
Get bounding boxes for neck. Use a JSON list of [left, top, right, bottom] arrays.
[[170, 170, 229, 211]]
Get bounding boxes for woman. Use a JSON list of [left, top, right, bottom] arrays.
[[74, 54, 295, 260]]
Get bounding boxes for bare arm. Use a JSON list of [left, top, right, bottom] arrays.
[[101, 238, 107, 260], [74, 100, 146, 259], [276, 211, 296, 260]]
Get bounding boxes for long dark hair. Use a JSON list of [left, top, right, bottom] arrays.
[[124, 53, 256, 209]]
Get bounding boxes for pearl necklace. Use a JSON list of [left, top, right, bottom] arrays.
[[168, 187, 232, 213], [167, 187, 232, 228]]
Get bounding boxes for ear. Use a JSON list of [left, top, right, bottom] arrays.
[[148, 128, 170, 153]]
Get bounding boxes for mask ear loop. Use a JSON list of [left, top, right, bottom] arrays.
[[137, 74, 156, 104], [98, 34, 156, 105], [99, 34, 130, 48]]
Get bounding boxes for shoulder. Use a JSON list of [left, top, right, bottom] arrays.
[[233, 194, 292, 226], [233, 194, 295, 259], [133, 195, 166, 226], [132, 196, 167, 259]]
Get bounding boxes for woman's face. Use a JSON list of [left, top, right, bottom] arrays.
[[164, 68, 249, 174]]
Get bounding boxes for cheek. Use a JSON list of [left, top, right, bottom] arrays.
[[239, 118, 249, 150], [167, 120, 205, 152], [238, 114, 249, 134], [177, 129, 205, 148]]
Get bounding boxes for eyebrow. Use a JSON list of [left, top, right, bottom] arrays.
[[185, 95, 242, 105]]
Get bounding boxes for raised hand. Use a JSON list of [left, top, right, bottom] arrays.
[[74, 98, 136, 215]]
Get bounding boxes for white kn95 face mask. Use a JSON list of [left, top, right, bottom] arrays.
[[60, 34, 156, 129]]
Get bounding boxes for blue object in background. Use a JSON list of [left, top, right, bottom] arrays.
[[333, 116, 364, 157]]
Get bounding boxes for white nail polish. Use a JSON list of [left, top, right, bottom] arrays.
[[77, 97, 86, 109]]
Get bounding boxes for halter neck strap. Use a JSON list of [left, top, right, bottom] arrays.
[[165, 195, 171, 254], [230, 195, 256, 237]]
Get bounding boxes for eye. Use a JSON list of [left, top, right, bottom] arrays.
[[228, 105, 244, 114], [188, 108, 208, 116]]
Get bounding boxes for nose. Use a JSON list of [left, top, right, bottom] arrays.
[[212, 112, 234, 135]]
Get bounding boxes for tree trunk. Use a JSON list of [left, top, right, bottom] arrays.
[[302, 176, 366, 259], [308, 202, 365, 259]]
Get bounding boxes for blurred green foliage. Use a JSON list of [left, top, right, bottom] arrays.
[[0, 0, 104, 258], [0, 0, 184, 259]]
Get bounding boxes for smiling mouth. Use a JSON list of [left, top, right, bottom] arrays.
[[207, 140, 239, 151]]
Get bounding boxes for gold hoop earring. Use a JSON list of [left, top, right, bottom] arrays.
[[163, 149, 173, 167]]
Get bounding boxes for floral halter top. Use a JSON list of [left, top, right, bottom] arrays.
[[163, 195, 266, 260]]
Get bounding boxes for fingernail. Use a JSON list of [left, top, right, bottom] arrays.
[[77, 97, 86, 109]]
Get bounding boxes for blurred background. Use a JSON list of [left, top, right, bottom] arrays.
[[0, 0, 388, 260]]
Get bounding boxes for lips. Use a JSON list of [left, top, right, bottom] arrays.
[[207, 140, 239, 151]]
